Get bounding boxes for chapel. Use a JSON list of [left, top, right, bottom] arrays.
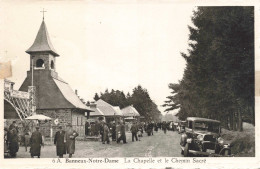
[[19, 19, 92, 137]]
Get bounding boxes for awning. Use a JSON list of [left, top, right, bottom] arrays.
[[25, 114, 52, 120], [124, 117, 135, 120]]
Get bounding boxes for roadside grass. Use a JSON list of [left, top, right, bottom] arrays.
[[221, 123, 255, 157]]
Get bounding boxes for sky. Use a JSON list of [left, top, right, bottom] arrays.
[[0, 1, 196, 115]]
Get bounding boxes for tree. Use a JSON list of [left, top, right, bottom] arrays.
[[130, 85, 161, 121], [93, 93, 100, 101], [163, 7, 254, 129], [99, 89, 129, 108], [93, 85, 162, 121]]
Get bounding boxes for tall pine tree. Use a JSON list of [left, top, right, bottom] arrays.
[[163, 7, 254, 129]]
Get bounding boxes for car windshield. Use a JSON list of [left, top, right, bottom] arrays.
[[194, 121, 219, 133]]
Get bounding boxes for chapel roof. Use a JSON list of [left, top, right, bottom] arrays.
[[19, 71, 93, 112]]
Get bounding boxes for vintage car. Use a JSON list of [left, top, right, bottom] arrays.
[[180, 117, 231, 157]]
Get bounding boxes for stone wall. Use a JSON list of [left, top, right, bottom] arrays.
[[37, 109, 87, 138], [37, 109, 72, 137]]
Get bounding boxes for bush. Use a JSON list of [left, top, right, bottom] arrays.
[[221, 123, 255, 157]]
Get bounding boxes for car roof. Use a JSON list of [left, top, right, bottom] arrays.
[[187, 117, 220, 123]]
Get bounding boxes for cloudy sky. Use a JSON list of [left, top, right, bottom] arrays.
[[0, 1, 198, 114]]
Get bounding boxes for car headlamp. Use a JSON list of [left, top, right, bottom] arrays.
[[218, 137, 224, 145], [187, 138, 192, 143], [197, 135, 204, 141], [181, 134, 187, 142], [181, 134, 187, 140]]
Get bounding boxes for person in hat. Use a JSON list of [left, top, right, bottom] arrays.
[[111, 121, 116, 141], [162, 121, 167, 134], [154, 122, 158, 132], [117, 121, 127, 144], [99, 120, 105, 142], [8, 127, 19, 158], [130, 121, 139, 142], [9, 121, 17, 131], [102, 123, 110, 144], [65, 124, 78, 158], [54, 126, 66, 158], [30, 126, 43, 158]]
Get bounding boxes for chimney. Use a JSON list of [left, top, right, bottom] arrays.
[[75, 89, 78, 95]]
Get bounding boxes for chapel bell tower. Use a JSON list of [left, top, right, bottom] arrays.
[[25, 20, 59, 72]]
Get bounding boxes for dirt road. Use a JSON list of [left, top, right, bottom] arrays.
[[16, 129, 182, 158]]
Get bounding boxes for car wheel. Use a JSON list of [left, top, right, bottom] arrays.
[[224, 149, 231, 156], [219, 148, 231, 156], [215, 146, 220, 154], [184, 144, 190, 157]]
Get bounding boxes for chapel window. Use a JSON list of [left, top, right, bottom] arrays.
[[36, 59, 45, 68]]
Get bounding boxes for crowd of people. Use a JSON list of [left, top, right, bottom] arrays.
[[91, 119, 140, 144], [90, 119, 172, 145], [4, 121, 79, 158], [4, 119, 174, 158]]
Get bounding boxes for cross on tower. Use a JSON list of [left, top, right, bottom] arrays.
[[40, 8, 47, 20]]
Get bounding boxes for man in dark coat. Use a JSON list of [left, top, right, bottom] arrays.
[[154, 123, 158, 132], [65, 124, 79, 158], [8, 127, 19, 157], [162, 121, 167, 134], [30, 126, 43, 158], [150, 122, 154, 135], [54, 126, 66, 158], [117, 122, 127, 144], [111, 121, 116, 141], [130, 121, 139, 142], [99, 120, 105, 142], [146, 122, 152, 136]]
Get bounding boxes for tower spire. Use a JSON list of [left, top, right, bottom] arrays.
[[40, 8, 47, 21], [26, 17, 59, 56]]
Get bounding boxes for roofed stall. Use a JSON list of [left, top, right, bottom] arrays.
[[121, 105, 140, 122], [91, 99, 123, 123]]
